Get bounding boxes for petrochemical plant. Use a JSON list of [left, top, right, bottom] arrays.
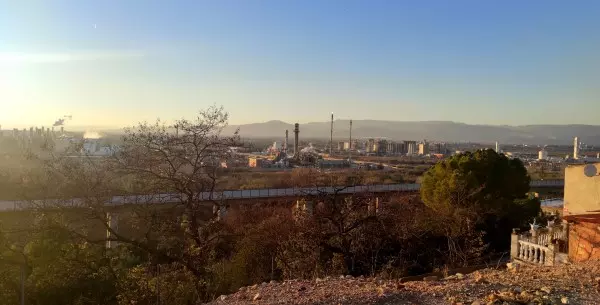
[[247, 113, 449, 170]]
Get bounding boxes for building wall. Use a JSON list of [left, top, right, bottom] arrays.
[[418, 143, 429, 155], [564, 163, 600, 216], [568, 221, 600, 262]]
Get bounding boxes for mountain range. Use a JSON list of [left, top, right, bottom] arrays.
[[222, 120, 600, 145]]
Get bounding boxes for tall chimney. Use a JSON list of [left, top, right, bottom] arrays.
[[495, 141, 499, 153], [349, 119, 352, 162], [294, 123, 300, 159], [330, 112, 334, 156], [574, 137, 579, 160], [284, 129, 289, 154]]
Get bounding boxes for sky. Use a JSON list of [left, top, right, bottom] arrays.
[[1, 0, 599, 129]]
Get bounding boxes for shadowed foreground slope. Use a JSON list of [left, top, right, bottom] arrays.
[[207, 261, 600, 305]]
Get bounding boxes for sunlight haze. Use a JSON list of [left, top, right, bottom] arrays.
[[1, 1, 599, 128]]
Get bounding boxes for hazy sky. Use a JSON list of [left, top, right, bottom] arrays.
[[1, 1, 599, 129]]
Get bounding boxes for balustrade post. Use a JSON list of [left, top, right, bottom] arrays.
[[545, 243, 556, 266], [510, 229, 520, 259]]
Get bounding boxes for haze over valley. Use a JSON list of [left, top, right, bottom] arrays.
[[223, 120, 600, 145]]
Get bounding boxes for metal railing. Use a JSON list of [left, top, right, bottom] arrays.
[[0, 180, 564, 212], [530, 180, 564, 187]]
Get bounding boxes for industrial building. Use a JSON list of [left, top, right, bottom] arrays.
[[404, 140, 417, 155], [248, 157, 271, 168], [418, 141, 429, 155], [431, 142, 448, 155], [386, 142, 405, 155]]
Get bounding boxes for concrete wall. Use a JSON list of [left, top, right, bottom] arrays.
[[569, 222, 600, 262], [563, 163, 600, 216]]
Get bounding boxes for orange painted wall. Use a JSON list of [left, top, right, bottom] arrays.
[[569, 222, 600, 262]]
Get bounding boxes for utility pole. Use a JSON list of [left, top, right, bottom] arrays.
[[330, 112, 334, 156]]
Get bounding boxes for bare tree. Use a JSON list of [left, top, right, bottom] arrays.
[[32, 106, 240, 299]]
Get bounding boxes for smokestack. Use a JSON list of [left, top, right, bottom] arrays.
[[294, 123, 299, 159], [495, 141, 499, 153], [349, 119, 352, 162], [574, 137, 579, 160], [330, 112, 334, 156], [285, 129, 289, 154]]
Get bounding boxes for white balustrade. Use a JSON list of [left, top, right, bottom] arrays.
[[517, 240, 552, 265]]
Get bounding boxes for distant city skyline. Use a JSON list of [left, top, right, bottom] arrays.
[[1, 1, 600, 128]]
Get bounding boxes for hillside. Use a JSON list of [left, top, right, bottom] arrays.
[[208, 261, 600, 305], [222, 120, 600, 145]]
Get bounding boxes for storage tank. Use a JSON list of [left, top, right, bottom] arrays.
[[538, 150, 548, 160]]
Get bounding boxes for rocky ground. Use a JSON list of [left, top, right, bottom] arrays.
[[207, 261, 600, 305]]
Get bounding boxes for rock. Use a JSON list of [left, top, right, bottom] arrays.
[[345, 275, 353, 279], [540, 286, 552, 294], [561, 296, 569, 304], [340, 275, 346, 279], [506, 262, 520, 273], [519, 290, 531, 301], [253, 293, 261, 301], [444, 275, 456, 281], [219, 295, 227, 301], [423, 275, 439, 282], [269, 280, 277, 284], [474, 271, 485, 283], [261, 282, 267, 287], [512, 286, 522, 293], [456, 273, 465, 280]]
